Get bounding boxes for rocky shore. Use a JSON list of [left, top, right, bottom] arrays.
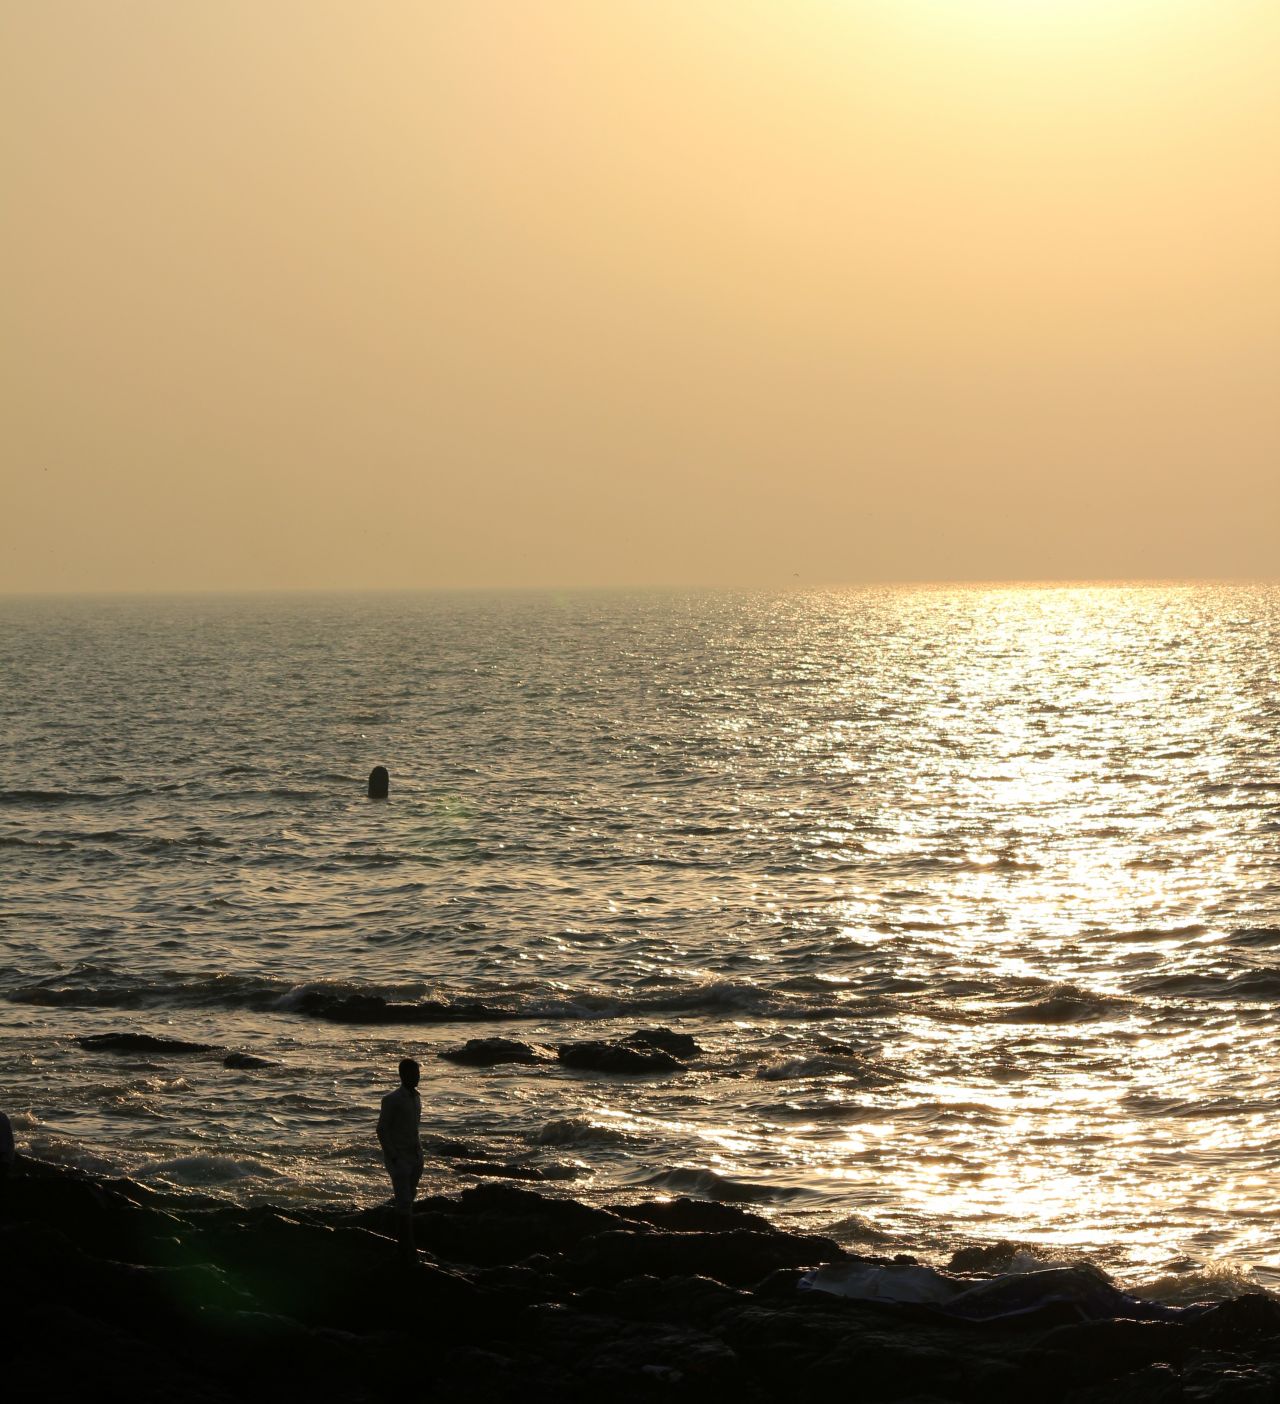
[[5, 1157, 1280, 1402]]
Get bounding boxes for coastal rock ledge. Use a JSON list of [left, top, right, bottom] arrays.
[[4, 1158, 1280, 1402]]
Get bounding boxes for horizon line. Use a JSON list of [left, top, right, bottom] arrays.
[[2, 575, 1278, 601]]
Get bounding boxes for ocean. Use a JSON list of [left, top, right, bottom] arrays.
[[3, 584, 1278, 1295]]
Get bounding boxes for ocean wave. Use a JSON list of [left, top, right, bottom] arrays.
[[24, 1134, 124, 1178], [1092, 924, 1208, 943], [138, 832, 233, 852], [281, 977, 864, 1026], [4, 827, 235, 855], [994, 986, 1127, 1024], [0, 785, 178, 806], [1136, 967, 1280, 1002], [532, 1117, 640, 1149], [1228, 927, 1280, 948], [139, 1154, 279, 1185], [755, 1054, 894, 1086], [1132, 1261, 1265, 1306], [1121, 1093, 1272, 1120], [4, 963, 887, 1027], [0, 789, 99, 806], [820, 1212, 901, 1246], [635, 1166, 809, 1204], [768, 1098, 886, 1122], [7, 968, 288, 1011]]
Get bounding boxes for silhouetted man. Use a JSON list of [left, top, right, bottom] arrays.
[[377, 1058, 422, 1257]]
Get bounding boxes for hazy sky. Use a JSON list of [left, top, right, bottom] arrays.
[[3, 1, 1277, 592]]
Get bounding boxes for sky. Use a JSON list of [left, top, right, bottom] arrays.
[[3, 0, 1277, 592]]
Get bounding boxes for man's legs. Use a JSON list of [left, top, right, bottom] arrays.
[[390, 1164, 419, 1259]]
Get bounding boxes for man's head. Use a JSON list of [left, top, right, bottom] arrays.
[[398, 1058, 420, 1089]]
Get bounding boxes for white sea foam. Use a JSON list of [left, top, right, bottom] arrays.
[[140, 1155, 279, 1185]]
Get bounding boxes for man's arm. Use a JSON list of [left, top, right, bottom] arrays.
[[376, 1097, 392, 1154]]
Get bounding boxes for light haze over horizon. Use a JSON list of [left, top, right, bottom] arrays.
[[4, 1, 1277, 595]]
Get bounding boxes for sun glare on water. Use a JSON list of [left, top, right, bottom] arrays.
[[692, 585, 1279, 1282]]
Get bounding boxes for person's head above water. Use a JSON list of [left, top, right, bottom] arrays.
[[398, 1058, 420, 1089], [368, 765, 389, 799]]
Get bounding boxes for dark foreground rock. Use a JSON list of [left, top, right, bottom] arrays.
[[4, 1158, 1280, 1403]]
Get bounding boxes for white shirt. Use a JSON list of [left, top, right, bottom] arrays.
[[377, 1086, 422, 1167]]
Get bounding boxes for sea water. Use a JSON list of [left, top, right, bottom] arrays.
[[2, 585, 1278, 1295]]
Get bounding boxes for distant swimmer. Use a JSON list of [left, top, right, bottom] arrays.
[[368, 765, 389, 799], [376, 1058, 423, 1258]]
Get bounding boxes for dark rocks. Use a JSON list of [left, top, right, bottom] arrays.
[[1186, 1292, 1280, 1349], [458, 1180, 629, 1241], [572, 1272, 749, 1326], [558, 1040, 680, 1073], [519, 1302, 742, 1389], [571, 1227, 849, 1289], [423, 1135, 490, 1160], [947, 1239, 1031, 1273], [439, 1037, 554, 1066], [460, 1162, 553, 1182], [76, 1032, 223, 1055], [1031, 1319, 1191, 1389], [557, 1028, 701, 1075], [628, 1027, 702, 1058], [8, 1156, 1280, 1404], [291, 991, 516, 1024], [612, 1197, 775, 1235], [404, 1181, 636, 1268]]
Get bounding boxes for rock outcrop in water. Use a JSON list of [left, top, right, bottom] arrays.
[[76, 1032, 225, 1055], [290, 990, 517, 1023], [5, 1156, 1280, 1402], [439, 1037, 555, 1066], [437, 1029, 702, 1074], [558, 1028, 702, 1074]]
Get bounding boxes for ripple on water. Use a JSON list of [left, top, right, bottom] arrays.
[[2, 585, 1279, 1280]]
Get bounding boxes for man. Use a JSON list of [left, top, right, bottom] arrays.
[[376, 1058, 423, 1258]]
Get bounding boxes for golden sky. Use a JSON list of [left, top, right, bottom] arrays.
[[3, 1, 1277, 591]]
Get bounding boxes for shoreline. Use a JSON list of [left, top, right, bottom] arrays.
[[6, 1156, 1280, 1401]]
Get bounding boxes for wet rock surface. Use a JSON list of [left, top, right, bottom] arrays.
[[438, 1037, 555, 1066], [290, 990, 516, 1023], [4, 1157, 1280, 1402], [557, 1028, 703, 1075], [76, 1032, 224, 1055]]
